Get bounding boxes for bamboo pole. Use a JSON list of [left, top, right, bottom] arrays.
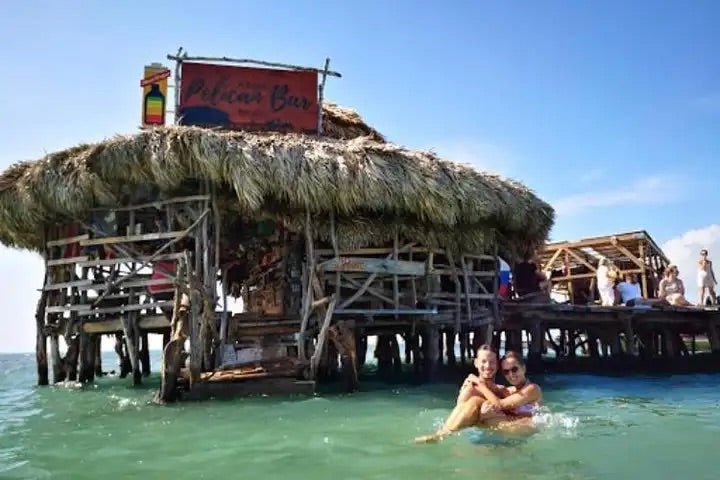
[[310, 295, 337, 378], [317, 58, 331, 134], [330, 210, 341, 304], [299, 210, 316, 361], [393, 233, 400, 319], [409, 247, 418, 307], [445, 249, 462, 334], [461, 255, 473, 326], [167, 51, 342, 78]]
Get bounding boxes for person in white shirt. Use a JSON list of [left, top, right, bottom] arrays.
[[596, 258, 617, 306]]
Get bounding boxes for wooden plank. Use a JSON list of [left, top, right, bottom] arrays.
[[47, 256, 89, 267], [78, 278, 174, 291], [83, 314, 170, 333], [46, 234, 90, 247], [47, 300, 174, 316], [321, 256, 426, 276], [77, 252, 184, 267], [334, 308, 437, 315], [80, 231, 184, 246], [90, 195, 210, 212], [432, 269, 495, 277], [564, 248, 597, 272], [427, 292, 496, 300], [44, 279, 94, 291]]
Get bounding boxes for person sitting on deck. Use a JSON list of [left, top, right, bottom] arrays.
[[512, 252, 550, 302], [697, 249, 717, 305], [616, 273, 664, 307], [658, 265, 693, 307]]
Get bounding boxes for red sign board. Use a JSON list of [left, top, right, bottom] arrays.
[[178, 62, 318, 133]]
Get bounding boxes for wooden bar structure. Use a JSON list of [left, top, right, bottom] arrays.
[[1, 66, 555, 403], [538, 230, 670, 304]]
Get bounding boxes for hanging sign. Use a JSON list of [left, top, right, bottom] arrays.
[[178, 62, 318, 133], [141, 64, 170, 127]]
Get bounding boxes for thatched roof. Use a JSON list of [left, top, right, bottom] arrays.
[[322, 102, 385, 142], [0, 119, 554, 256]]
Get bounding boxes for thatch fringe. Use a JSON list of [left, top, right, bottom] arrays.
[[0, 125, 554, 257]]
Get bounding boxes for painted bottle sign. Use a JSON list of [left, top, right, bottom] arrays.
[[143, 84, 165, 125], [140, 64, 170, 127]]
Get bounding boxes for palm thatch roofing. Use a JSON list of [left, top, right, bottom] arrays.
[[0, 103, 554, 257]]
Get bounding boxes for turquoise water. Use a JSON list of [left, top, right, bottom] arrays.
[[1, 352, 719, 480]]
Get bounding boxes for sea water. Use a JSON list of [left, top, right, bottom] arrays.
[[1, 352, 719, 480]]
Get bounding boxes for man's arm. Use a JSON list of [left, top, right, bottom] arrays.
[[498, 384, 542, 410]]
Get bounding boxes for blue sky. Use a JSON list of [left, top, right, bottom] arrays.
[[1, 1, 719, 352]]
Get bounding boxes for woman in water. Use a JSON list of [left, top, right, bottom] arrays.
[[414, 348, 540, 442]]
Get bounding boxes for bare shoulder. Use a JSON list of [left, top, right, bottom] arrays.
[[522, 382, 542, 400]]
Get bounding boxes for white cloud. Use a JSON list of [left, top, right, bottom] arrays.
[[429, 140, 514, 176], [552, 175, 674, 216], [662, 224, 720, 303]]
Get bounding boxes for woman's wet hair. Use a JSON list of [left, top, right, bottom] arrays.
[[501, 350, 525, 367]]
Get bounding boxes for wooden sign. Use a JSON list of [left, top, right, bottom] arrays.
[[322, 257, 427, 276], [178, 62, 318, 133], [141, 64, 170, 126]]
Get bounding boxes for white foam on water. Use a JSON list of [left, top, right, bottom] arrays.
[[532, 406, 580, 438], [109, 394, 139, 411]]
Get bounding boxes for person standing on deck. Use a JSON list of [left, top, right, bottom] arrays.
[[697, 249, 717, 305], [596, 258, 616, 306]]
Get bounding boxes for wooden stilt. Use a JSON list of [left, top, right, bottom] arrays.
[[140, 332, 151, 377], [708, 321, 720, 353], [85, 334, 97, 383], [356, 332, 367, 368], [94, 335, 103, 377], [403, 333, 412, 364], [35, 293, 49, 386], [157, 262, 189, 403], [64, 335, 79, 381], [424, 325, 440, 378], [77, 332, 91, 383], [390, 335, 402, 373], [328, 321, 359, 392], [121, 313, 142, 386], [50, 334, 65, 384], [528, 318, 543, 366], [445, 328, 457, 366]]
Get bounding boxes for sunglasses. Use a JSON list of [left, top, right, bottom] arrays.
[[502, 366, 520, 375]]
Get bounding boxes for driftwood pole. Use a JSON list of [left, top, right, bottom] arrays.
[[35, 268, 49, 386]]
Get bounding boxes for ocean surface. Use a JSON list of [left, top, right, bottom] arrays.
[[1, 351, 719, 480]]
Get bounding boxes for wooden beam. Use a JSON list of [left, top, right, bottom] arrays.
[[46, 234, 90, 247], [564, 248, 597, 272], [83, 314, 170, 333], [310, 295, 337, 378], [638, 241, 648, 298], [77, 252, 184, 268], [80, 231, 185, 246], [542, 248, 564, 270], [321, 257, 426, 276], [90, 195, 210, 212], [610, 237, 645, 269], [47, 256, 89, 266]]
